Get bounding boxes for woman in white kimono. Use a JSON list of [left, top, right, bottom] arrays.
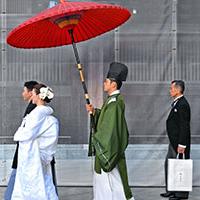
[[11, 84, 59, 200]]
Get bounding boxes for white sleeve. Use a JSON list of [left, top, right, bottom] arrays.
[[14, 110, 46, 141], [178, 144, 186, 148]]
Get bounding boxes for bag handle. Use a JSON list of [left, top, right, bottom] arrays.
[[176, 153, 185, 159]]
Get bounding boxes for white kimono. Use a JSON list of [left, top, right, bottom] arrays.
[[11, 105, 59, 200]]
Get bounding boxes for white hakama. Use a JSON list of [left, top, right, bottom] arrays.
[[93, 167, 135, 200]]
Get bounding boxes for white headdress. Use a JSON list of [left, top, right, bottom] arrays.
[[39, 87, 54, 100]]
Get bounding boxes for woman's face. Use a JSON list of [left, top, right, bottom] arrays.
[[31, 89, 40, 104]]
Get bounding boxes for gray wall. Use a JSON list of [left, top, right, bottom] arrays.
[[0, 0, 200, 144]]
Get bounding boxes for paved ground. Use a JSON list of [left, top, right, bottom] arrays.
[[0, 186, 199, 200]]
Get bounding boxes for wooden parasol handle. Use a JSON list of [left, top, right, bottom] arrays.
[[68, 30, 90, 104]]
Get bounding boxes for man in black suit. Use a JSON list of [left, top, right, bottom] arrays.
[[160, 80, 191, 200], [4, 81, 38, 200]]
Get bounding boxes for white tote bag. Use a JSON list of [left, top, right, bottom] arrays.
[[167, 154, 193, 191]]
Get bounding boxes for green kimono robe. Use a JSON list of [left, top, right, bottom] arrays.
[[89, 93, 132, 199]]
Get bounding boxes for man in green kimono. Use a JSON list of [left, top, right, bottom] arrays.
[[86, 62, 134, 200]]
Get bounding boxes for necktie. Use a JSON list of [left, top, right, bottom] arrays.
[[171, 99, 178, 108]]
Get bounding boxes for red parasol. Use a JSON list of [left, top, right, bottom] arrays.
[[7, 0, 132, 155], [7, 0, 131, 48]]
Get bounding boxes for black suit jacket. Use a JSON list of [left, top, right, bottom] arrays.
[[166, 96, 191, 158], [12, 101, 36, 169]]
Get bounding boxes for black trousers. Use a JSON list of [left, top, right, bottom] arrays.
[[164, 144, 189, 198], [51, 157, 58, 194]]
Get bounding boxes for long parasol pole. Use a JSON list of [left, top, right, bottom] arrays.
[[68, 30, 90, 104], [68, 29, 95, 156]]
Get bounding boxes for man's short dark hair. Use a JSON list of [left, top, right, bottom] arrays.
[[109, 79, 122, 90], [115, 80, 122, 90], [171, 80, 185, 94], [24, 81, 38, 91]]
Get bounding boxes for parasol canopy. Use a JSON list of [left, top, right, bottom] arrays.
[[7, 0, 131, 48]]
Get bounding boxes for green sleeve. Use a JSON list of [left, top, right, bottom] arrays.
[[94, 108, 101, 126], [88, 108, 101, 156], [93, 102, 128, 172]]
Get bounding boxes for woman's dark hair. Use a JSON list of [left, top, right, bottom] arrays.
[[33, 83, 52, 103]]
